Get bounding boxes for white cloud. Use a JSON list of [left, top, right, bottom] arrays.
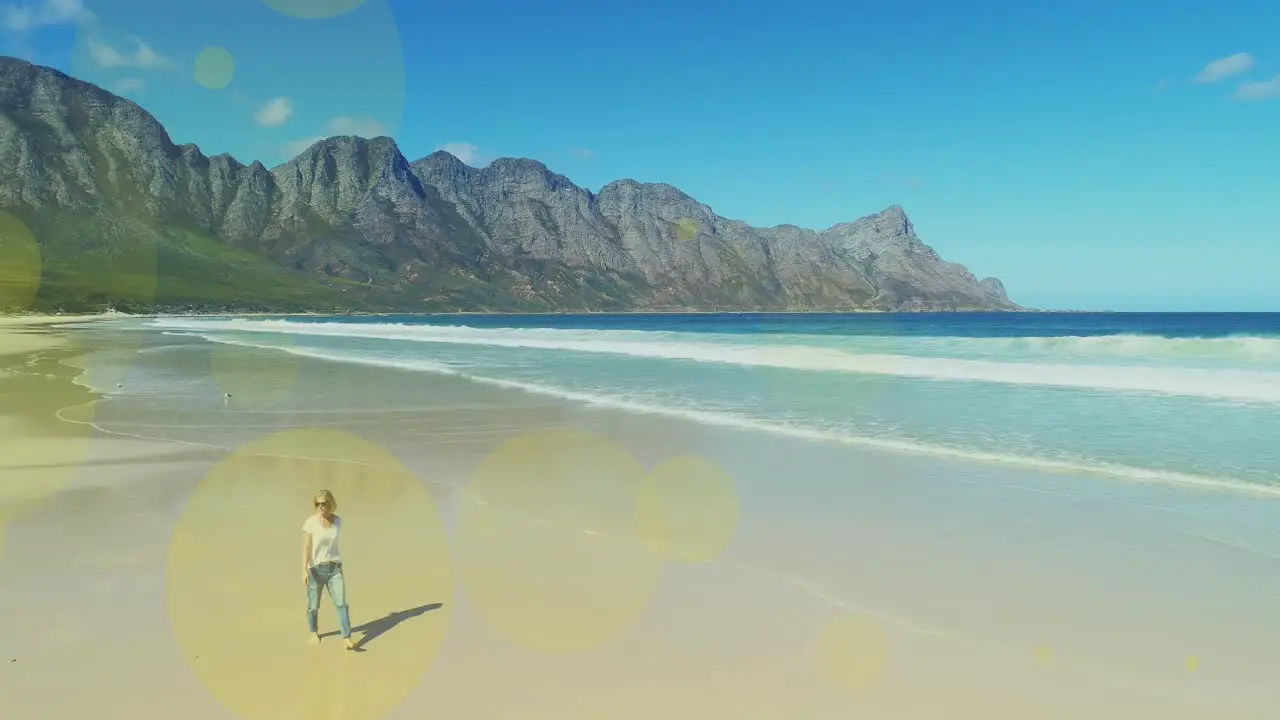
[[1192, 52, 1254, 84], [1, 0, 86, 31], [110, 76, 145, 95], [87, 35, 172, 71], [254, 97, 294, 127], [328, 116, 386, 137], [436, 141, 483, 165], [1154, 79, 1172, 92], [1233, 74, 1280, 101], [569, 147, 593, 159]]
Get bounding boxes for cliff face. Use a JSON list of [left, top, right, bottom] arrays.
[[0, 56, 1017, 312]]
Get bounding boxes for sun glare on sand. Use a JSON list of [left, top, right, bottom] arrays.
[[455, 428, 665, 654], [166, 429, 452, 720]]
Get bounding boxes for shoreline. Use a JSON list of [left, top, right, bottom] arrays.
[[2, 323, 1279, 717], [8, 308, 1050, 320], [17, 310, 1168, 324], [42, 310, 1280, 324], [0, 320, 106, 518], [0, 311, 131, 327], [0, 312, 128, 362], [116, 314, 1280, 501]]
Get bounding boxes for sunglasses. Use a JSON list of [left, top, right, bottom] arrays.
[[315, 501, 329, 508]]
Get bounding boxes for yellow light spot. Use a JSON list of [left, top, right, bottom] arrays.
[[166, 429, 452, 720], [454, 428, 663, 654], [209, 338, 300, 409], [261, 0, 369, 20], [0, 345, 98, 525], [194, 46, 235, 90], [1185, 656, 1199, 672], [1035, 645, 1053, 665], [637, 455, 739, 564], [817, 613, 889, 693], [675, 218, 698, 241], [0, 213, 41, 311], [0, 434, 95, 513]]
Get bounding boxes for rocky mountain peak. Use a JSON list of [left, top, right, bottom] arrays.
[[417, 149, 474, 172], [0, 56, 1016, 313], [598, 179, 694, 202], [877, 204, 913, 234], [826, 204, 915, 238], [595, 179, 711, 225], [979, 276, 1008, 302], [284, 135, 401, 165], [481, 156, 561, 184], [1, 55, 173, 150], [485, 157, 548, 172]]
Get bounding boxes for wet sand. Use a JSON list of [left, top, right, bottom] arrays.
[[1, 322, 1279, 719]]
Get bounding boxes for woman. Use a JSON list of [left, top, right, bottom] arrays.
[[302, 489, 355, 650]]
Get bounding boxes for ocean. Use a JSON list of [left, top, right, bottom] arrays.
[[86, 312, 1280, 498]]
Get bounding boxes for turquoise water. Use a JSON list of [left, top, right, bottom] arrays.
[[99, 312, 1280, 495]]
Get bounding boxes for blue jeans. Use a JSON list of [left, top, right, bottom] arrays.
[[306, 561, 352, 638]]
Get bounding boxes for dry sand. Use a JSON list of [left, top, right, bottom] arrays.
[[0, 321, 1277, 719], [0, 313, 120, 357], [0, 312, 122, 326]]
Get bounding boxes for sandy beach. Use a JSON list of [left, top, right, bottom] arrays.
[[0, 313, 113, 354], [1, 318, 1279, 719]]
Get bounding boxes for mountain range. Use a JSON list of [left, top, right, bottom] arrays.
[[0, 56, 1017, 314]]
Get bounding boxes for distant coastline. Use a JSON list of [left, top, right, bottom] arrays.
[[6, 306, 1050, 320], [2, 56, 1018, 320]]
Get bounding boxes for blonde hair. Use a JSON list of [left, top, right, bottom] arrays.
[[313, 489, 337, 513]]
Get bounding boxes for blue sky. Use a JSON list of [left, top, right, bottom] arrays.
[[2, 0, 1278, 311]]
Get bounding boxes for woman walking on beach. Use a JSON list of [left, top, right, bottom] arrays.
[[302, 489, 356, 650]]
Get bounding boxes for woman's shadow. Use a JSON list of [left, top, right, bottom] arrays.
[[321, 603, 443, 652]]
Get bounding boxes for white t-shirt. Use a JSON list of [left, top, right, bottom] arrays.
[[302, 514, 342, 566]]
